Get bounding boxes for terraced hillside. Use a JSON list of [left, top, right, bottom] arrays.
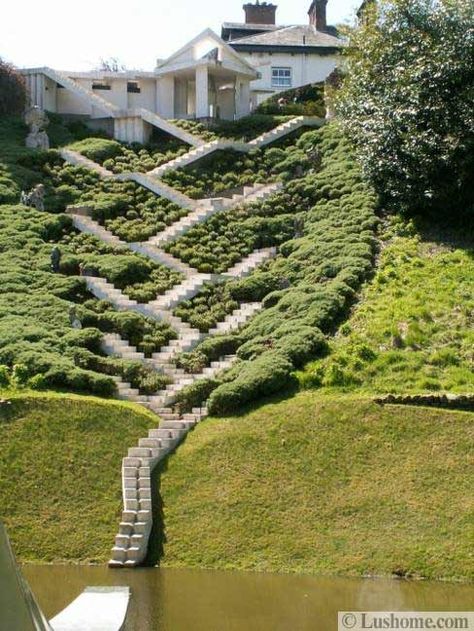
[[0, 114, 378, 415]]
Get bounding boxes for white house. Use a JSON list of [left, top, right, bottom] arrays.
[[223, 0, 343, 106], [22, 1, 342, 143]]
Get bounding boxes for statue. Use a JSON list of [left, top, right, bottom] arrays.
[[20, 184, 45, 211], [69, 306, 82, 330], [50, 246, 61, 273], [25, 106, 50, 150], [294, 215, 305, 238]]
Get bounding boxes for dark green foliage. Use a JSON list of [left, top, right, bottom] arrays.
[[60, 233, 183, 300], [0, 202, 175, 393], [0, 59, 26, 116], [1, 115, 378, 410], [256, 83, 325, 117], [207, 351, 296, 415], [175, 273, 286, 332], [69, 138, 123, 163], [174, 378, 221, 411], [338, 0, 474, 219]]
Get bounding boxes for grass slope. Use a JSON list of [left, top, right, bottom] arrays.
[[158, 394, 474, 581], [0, 391, 156, 562], [300, 228, 474, 394]]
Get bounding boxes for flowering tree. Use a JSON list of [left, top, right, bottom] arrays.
[[0, 59, 26, 116], [337, 0, 474, 219]]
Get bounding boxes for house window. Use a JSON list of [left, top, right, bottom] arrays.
[[271, 67, 292, 88], [127, 81, 141, 93], [92, 82, 111, 90]]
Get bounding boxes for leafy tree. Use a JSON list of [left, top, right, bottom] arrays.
[[0, 58, 26, 116], [337, 0, 474, 219]]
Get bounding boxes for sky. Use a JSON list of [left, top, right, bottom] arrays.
[[1, 0, 358, 71]]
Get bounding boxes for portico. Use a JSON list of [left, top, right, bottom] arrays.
[[155, 29, 258, 120]]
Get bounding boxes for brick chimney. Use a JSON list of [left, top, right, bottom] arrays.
[[308, 0, 328, 31], [243, 1, 277, 25]]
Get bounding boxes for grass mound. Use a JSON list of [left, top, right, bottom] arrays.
[[157, 394, 474, 581], [0, 391, 156, 562]]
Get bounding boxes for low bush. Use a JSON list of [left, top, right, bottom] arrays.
[[207, 351, 296, 415], [174, 378, 221, 411], [68, 138, 123, 163]]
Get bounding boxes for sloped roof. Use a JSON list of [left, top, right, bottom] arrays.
[[229, 24, 343, 48], [222, 22, 284, 32]]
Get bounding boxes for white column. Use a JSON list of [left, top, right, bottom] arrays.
[[195, 65, 209, 119], [238, 81, 251, 117], [156, 76, 175, 119]]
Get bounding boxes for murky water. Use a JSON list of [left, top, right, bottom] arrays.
[[23, 565, 474, 631]]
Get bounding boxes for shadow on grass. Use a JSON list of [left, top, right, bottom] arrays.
[[143, 456, 168, 567], [416, 217, 474, 253]]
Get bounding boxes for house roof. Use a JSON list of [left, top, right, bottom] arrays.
[[229, 24, 343, 48], [222, 22, 284, 32]]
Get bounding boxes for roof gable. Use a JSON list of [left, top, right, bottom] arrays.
[[157, 28, 257, 75]]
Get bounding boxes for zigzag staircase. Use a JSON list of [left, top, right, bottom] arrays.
[[56, 113, 321, 568]]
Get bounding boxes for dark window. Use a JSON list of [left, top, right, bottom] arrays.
[[127, 81, 141, 94], [92, 83, 111, 90]]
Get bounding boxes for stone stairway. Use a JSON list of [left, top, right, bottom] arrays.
[[146, 116, 324, 176], [84, 276, 139, 311], [102, 333, 147, 362], [60, 148, 115, 178], [68, 212, 125, 247], [109, 407, 207, 567], [222, 247, 277, 278], [128, 242, 197, 276], [208, 302, 263, 335], [248, 115, 323, 148], [42, 67, 120, 117], [145, 182, 282, 247], [148, 273, 220, 311], [117, 172, 197, 209], [149, 138, 247, 177], [137, 108, 204, 148]]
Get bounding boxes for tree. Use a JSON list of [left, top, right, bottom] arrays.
[[337, 0, 474, 219], [0, 58, 26, 116]]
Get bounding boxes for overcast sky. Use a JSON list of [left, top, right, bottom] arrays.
[[1, 0, 358, 71]]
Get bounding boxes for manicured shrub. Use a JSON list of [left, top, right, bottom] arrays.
[[208, 351, 296, 415], [69, 138, 123, 163], [174, 378, 221, 411]]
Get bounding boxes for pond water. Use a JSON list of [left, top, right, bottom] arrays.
[[23, 565, 474, 631]]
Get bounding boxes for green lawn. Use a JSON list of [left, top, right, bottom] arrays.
[[0, 390, 156, 562], [157, 394, 474, 581], [299, 231, 474, 395]]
